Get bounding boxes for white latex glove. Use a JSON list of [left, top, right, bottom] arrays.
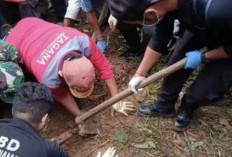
[[173, 19, 180, 35], [97, 147, 118, 157], [111, 101, 136, 116], [108, 14, 118, 31], [129, 76, 145, 94]]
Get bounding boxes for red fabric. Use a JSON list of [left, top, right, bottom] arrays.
[[6, 17, 114, 101], [49, 84, 70, 101], [6, 18, 83, 83]]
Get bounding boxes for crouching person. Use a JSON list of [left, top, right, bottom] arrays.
[[5, 17, 134, 121], [0, 62, 24, 104], [0, 40, 24, 104], [0, 82, 70, 157]]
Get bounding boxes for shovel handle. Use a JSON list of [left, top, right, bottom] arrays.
[[75, 58, 187, 124]]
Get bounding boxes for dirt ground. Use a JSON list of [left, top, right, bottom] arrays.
[[1, 9, 232, 157]]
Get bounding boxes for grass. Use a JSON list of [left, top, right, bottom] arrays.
[[97, 62, 232, 157]]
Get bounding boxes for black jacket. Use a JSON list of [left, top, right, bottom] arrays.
[[149, 0, 232, 55], [0, 118, 70, 157]]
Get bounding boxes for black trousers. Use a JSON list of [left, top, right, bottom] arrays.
[[116, 22, 142, 50], [156, 29, 232, 113], [116, 23, 154, 54], [0, 0, 48, 26], [50, 0, 67, 22]]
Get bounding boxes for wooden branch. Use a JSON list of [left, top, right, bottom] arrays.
[[49, 128, 78, 144], [75, 58, 187, 124]]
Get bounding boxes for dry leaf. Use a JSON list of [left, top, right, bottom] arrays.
[[219, 118, 232, 129], [134, 90, 147, 102]]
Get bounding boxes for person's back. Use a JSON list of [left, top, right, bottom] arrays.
[[0, 82, 70, 157], [0, 118, 67, 157], [5, 17, 87, 73]]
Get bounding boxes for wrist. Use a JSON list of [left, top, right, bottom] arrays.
[[135, 71, 147, 77], [95, 32, 104, 41], [201, 52, 209, 64]]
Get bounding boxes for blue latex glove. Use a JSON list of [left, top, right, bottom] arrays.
[[185, 50, 202, 69], [97, 41, 107, 53]]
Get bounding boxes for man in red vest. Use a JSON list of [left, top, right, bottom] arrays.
[[6, 18, 135, 121]]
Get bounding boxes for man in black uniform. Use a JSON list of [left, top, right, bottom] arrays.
[[108, 0, 232, 131], [0, 82, 70, 157]]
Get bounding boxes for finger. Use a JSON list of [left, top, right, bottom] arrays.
[[97, 152, 101, 157], [111, 108, 115, 116], [108, 148, 116, 156], [124, 104, 135, 107], [112, 26, 116, 31], [137, 88, 144, 93], [121, 111, 128, 116], [131, 87, 138, 94], [123, 102, 132, 105], [110, 22, 115, 31], [123, 104, 136, 109], [123, 108, 136, 112], [109, 22, 113, 29]]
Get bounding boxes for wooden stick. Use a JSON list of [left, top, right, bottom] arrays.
[[75, 58, 187, 124], [91, 2, 108, 42], [49, 128, 78, 144]]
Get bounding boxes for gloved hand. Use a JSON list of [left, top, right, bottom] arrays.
[[111, 101, 136, 116], [97, 147, 118, 157], [108, 14, 118, 31], [129, 76, 145, 94], [97, 41, 107, 53], [185, 50, 202, 69]]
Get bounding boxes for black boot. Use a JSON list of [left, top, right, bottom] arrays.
[[137, 103, 176, 117], [173, 110, 193, 131]]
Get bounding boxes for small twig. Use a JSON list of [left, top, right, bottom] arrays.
[[218, 148, 221, 157], [146, 152, 156, 157], [49, 128, 78, 144], [186, 131, 198, 139], [184, 131, 195, 157], [125, 148, 136, 157], [192, 149, 218, 155], [115, 115, 127, 127], [85, 140, 109, 156], [172, 143, 185, 152]]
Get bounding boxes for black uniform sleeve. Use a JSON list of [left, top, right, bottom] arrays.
[[47, 141, 71, 157], [148, 13, 175, 54], [223, 44, 232, 56], [205, 0, 232, 56]]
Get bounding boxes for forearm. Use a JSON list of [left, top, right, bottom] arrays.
[[64, 0, 80, 27], [63, 18, 75, 27], [86, 11, 104, 41], [205, 46, 230, 60], [136, 46, 162, 76], [105, 78, 118, 96], [59, 93, 81, 117]]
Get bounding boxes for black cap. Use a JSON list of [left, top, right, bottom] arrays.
[[107, 0, 159, 21]]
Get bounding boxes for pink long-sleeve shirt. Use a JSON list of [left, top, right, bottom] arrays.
[[6, 17, 114, 101]]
